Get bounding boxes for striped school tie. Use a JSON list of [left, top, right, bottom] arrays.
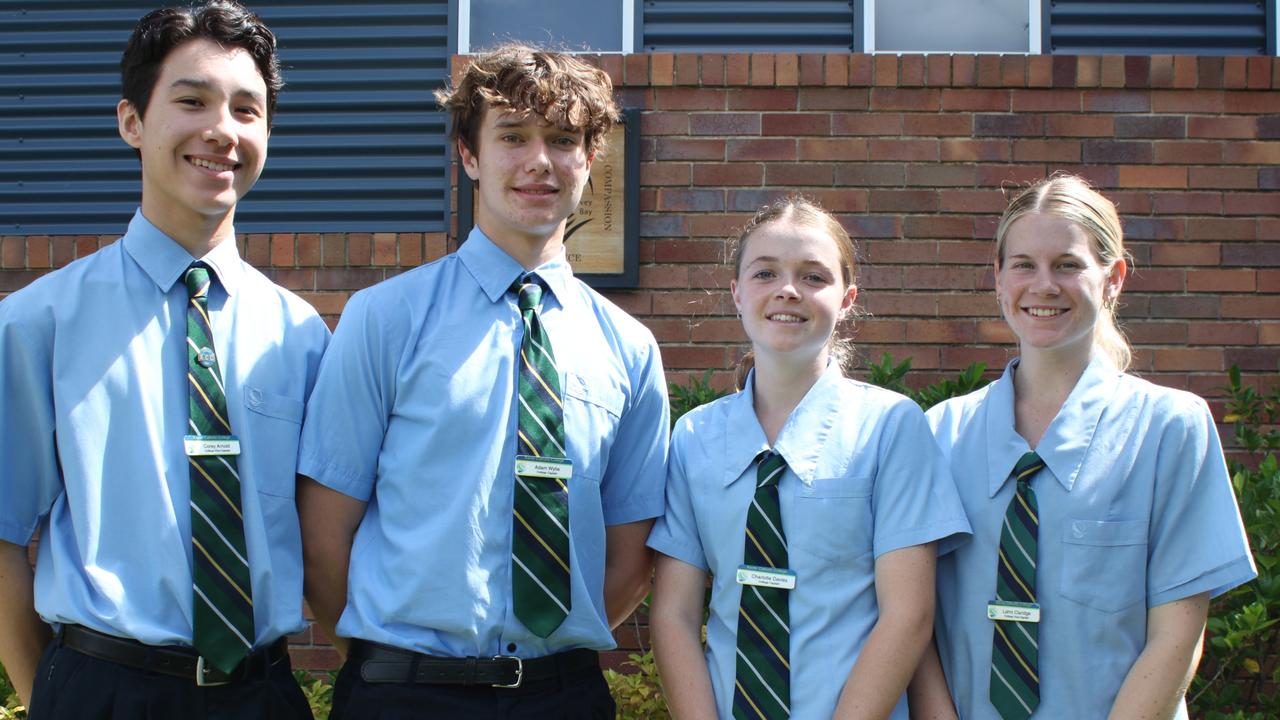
[[732, 451, 790, 720], [990, 451, 1045, 720], [184, 262, 254, 674], [510, 275, 572, 638]]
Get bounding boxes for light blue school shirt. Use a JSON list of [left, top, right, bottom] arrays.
[[927, 356, 1256, 720], [0, 210, 330, 647], [647, 364, 971, 719], [297, 227, 669, 659]]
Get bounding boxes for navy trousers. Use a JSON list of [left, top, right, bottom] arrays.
[[28, 638, 313, 720]]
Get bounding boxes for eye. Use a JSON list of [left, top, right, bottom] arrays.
[[176, 97, 203, 107], [804, 272, 832, 284], [236, 106, 262, 118], [752, 269, 775, 280], [552, 135, 580, 147], [499, 133, 522, 143], [1058, 260, 1082, 270]]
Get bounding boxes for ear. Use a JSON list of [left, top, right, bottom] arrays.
[[117, 99, 143, 149], [841, 283, 858, 314], [458, 138, 480, 181], [1104, 257, 1128, 304], [585, 147, 596, 172], [730, 278, 742, 314], [992, 258, 1004, 297]]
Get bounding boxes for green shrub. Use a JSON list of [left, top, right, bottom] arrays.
[[1188, 366, 1280, 719], [668, 370, 729, 428], [863, 353, 991, 411], [0, 665, 26, 720], [604, 651, 668, 719], [293, 669, 335, 720]]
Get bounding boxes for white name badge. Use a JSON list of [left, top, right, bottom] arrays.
[[736, 564, 797, 590], [515, 456, 573, 481], [184, 435, 241, 457], [988, 600, 1041, 623]]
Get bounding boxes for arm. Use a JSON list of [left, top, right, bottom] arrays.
[[0, 541, 50, 707], [907, 641, 959, 720], [297, 475, 367, 659], [1106, 592, 1210, 720], [651, 554, 717, 720], [603, 519, 655, 628], [834, 544, 938, 720]]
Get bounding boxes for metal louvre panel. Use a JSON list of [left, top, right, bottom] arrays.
[[642, 0, 856, 51], [1048, 0, 1270, 55], [1, 1, 449, 235]]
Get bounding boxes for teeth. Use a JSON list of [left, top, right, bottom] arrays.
[[769, 314, 804, 323], [190, 157, 235, 172], [1027, 307, 1064, 317]]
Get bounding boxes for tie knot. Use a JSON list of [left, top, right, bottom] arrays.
[[514, 276, 543, 312], [756, 451, 786, 489], [185, 262, 211, 300], [1013, 451, 1045, 485]]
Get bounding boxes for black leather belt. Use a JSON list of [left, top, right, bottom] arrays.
[[348, 640, 599, 689], [59, 624, 289, 687]]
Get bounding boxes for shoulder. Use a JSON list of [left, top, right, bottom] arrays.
[[924, 381, 996, 437], [565, 279, 660, 356], [671, 391, 736, 448], [1114, 373, 1214, 433], [0, 243, 119, 329]]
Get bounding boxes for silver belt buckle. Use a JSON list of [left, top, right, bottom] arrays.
[[196, 656, 232, 687], [491, 656, 523, 688]]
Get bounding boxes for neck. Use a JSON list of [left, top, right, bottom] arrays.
[[1011, 346, 1093, 448], [750, 351, 827, 445], [478, 219, 566, 271], [141, 206, 235, 259]]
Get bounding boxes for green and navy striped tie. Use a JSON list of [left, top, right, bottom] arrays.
[[732, 451, 790, 720], [185, 262, 254, 673], [510, 275, 572, 638], [990, 451, 1044, 720]]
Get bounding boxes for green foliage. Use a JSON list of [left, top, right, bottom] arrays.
[[1189, 366, 1280, 719], [604, 651, 669, 719], [293, 669, 335, 720], [863, 353, 991, 411], [0, 665, 26, 720], [668, 370, 729, 428]]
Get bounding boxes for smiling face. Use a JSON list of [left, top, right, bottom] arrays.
[[117, 37, 269, 249], [996, 212, 1127, 365], [459, 106, 593, 268], [731, 219, 858, 369]]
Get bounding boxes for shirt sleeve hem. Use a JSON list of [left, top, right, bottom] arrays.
[[646, 534, 709, 572], [297, 451, 374, 501], [0, 521, 37, 546], [874, 518, 973, 560], [602, 493, 664, 526], [1149, 556, 1258, 607]]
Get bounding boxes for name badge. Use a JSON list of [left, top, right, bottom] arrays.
[[988, 600, 1040, 623], [736, 564, 796, 590], [184, 435, 241, 457], [515, 456, 573, 481]]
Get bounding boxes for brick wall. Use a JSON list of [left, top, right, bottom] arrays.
[[2, 52, 1277, 672]]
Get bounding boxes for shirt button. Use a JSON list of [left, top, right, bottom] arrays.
[[507, 643, 517, 653], [248, 388, 263, 407], [1072, 520, 1086, 539]]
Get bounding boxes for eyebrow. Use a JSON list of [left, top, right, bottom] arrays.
[[169, 78, 266, 106]]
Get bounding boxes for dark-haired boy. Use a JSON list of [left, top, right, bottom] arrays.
[[297, 45, 669, 718], [0, 2, 327, 717]]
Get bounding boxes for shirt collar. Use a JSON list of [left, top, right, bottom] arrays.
[[458, 227, 575, 307], [985, 354, 1123, 497], [122, 209, 244, 296], [720, 363, 845, 487]]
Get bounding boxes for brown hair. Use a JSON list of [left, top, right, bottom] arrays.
[[435, 44, 619, 157], [996, 174, 1132, 370], [730, 196, 860, 390]]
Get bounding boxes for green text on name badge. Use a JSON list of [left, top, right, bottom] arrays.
[[515, 456, 573, 480]]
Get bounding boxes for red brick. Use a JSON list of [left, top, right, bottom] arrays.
[[655, 240, 727, 263], [940, 139, 1011, 162], [1149, 55, 1174, 88], [656, 138, 725, 161], [832, 112, 903, 135], [424, 233, 448, 264], [900, 55, 925, 86], [1044, 114, 1114, 137], [1264, 324, 1280, 345], [937, 240, 992, 262], [926, 54, 951, 86], [689, 113, 760, 135], [1028, 55, 1052, 88], [805, 189, 869, 213], [765, 163, 835, 186], [1186, 218, 1256, 241], [858, 264, 903, 290], [727, 88, 797, 110], [289, 647, 343, 671], [1223, 193, 1279, 216], [1124, 321, 1187, 345], [835, 164, 906, 187], [1223, 56, 1248, 89], [750, 54, 775, 86], [661, 345, 731, 369], [650, 53, 674, 86], [849, 55, 873, 86], [1263, 269, 1280, 292], [1148, 243, 1219, 266], [1150, 192, 1221, 215], [1152, 348, 1223, 372], [868, 190, 938, 213], [798, 137, 867, 161], [638, 265, 690, 289], [688, 214, 752, 239], [371, 233, 396, 266], [1116, 115, 1185, 138], [726, 53, 749, 85], [673, 53, 699, 86], [727, 138, 796, 161], [908, 320, 978, 343], [1224, 142, 1280, 164], [797, 88, 869, 110], [641, 113, 689, 135], [658, 189, 724, 212], [1, 237, 23, 268], [765, 53, 794, 86], [977, 165, 1048, 187], [1150, 90, 1224, 113], [1148, 295, 1219, 319], [874, 55, 898, 86], [691, 318, 747, 343], [691, 163, 761, 186], [762, 113, 832, 135], [1172, 56, 1197, 88], [296, 233, 321, 266], [824, 54, 848, 86], [939, 190, 1008, 214], [1125, 268, 1184, 292], [689, 264, 735, 290], [1084, 140, 1152, 164], [600, 291, 651, 315], [1152, 141, 1222, 165], [1247, 56, 1271, 89], [1187, 269, 1256, 293], [1222, 297, 1280, 319], [904, 165, 977, 187], [1000, 56, 1026, 87], [1100, 55, 1125, 87], [977, 320, 1015, 344], [1223, 242, 1280, 266], [902, 113, 973, 136], [1188, 116, 1256, 139], [840, 214, 901, 239], [798, 54, 824, 85], [1125, 56, 1150, 88], [623, 54, 648, 85], [867, 139, 938, 162], [51, 237, 74, 267], [977, 55, 1002, 87], [940, 89, 1010, 112], [641, 162, 691, 186], [1188, 167, 1257, 190], [1118, 166, 1187, 189], [1083, 90, 1150, 113], [654, 87, 726, 110], [862, 293, 936, 316], [940, 346, 1013, 370], [1224, 348, 1280, 372], [1013, 139, 1081, 162], [1011, 90, 1080, 113], [1198, 57, 1224, 89], [1077, 56, 1100, 87], [855, 319, 906, 343], [597, 55, 623, 87], [347, 233, 371, 266], [869, 88, 941, 112], [701, 54, 726, 86]]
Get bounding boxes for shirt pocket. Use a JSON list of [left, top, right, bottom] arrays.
[[242, 385, 305, 498], [561, 372, 624, 485], [790, 475, 874, 562], [1058, 518, 1148, 613]]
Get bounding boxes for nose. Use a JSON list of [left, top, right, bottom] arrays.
[[523, 138, 551, 174], [1030, 266, 1059, 295], [775, 277, 800, 300], [202, 105, 236, 147]]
